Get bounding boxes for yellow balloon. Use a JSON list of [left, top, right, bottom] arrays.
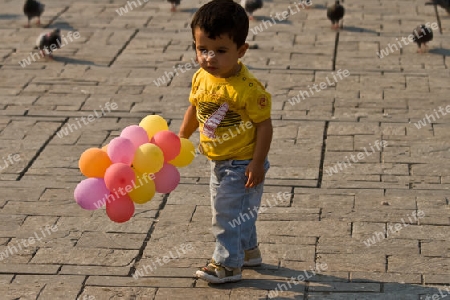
[[128, 171, 155, 204], [139, 115, 169, 140], [133, 143, 164, 174], [169, 138, 196, 167]]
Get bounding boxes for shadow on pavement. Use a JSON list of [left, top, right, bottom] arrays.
[[0, 14, 20, 20], [46, 20, 77, 31], [343, 25, 379, 34], [252, 16, 292, 25], [204, 264, 449, 299], [53, 56, 96, 66], [429, 48, 450, 56]]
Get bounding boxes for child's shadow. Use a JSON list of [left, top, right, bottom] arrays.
[[202, 263, 449, 299]]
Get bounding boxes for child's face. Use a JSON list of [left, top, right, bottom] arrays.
[[193, 27, 248, 78]]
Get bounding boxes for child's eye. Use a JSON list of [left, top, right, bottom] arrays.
[[217, 50, 226, 53]]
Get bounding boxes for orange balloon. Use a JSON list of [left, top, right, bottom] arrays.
[[79, 148, 112, 178], [101, 144, 108, 152]]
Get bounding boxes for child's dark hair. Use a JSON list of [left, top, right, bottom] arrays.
[[191, 0, 249, 48]]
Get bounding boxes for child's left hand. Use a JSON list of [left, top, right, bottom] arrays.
[[245, 160, 265, 188]]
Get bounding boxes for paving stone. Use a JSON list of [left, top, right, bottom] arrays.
[[351, 272, 421, 284], [309, 282, 381, 292], [155, 287, 229, 299], [421, 241, 450, 258], [258, 207, 319, 221], [307, 292, 419, 300], [424, 275, 450, 285], [258, 220, 351, 237], [76, 232, 147, 250], [318, 237, 419, 255], [80, 286, 157, 300], [12, 275, 85, 300], [31, 247, 139, 266], [317, 254, 385, 272], [259, 244, 316, 262], [86, 276, 194, 288], [388, 225, 450, 240], [388, 256, 450, 273], [59, 265, 131, 276], [0, 281, 45, 299]]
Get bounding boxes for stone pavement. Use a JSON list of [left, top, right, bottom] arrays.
[[0, 0, 449, 299]]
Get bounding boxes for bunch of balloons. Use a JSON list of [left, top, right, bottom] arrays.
[[74, 115, 195, 223]]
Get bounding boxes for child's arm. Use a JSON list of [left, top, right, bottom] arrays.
[[178, 104, 199, 139], [245, 118, 273, 188]]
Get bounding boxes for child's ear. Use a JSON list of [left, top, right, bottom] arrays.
[[192, 42, 198, 63], [238, 43, 249, 58]]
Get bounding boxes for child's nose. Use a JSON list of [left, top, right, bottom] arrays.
[[202, 50, 215, 61]]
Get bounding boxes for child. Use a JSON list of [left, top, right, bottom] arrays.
[[178, 0, 273, 284]]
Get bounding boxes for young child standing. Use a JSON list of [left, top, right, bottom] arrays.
[[178, 0, 273, 284]]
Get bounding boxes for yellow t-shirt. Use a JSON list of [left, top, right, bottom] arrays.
[[189, 62, 271, 161]]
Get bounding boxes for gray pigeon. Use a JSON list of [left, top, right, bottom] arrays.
[[35, 29, 61, 59], [425, 0, 450, 14], [23, 0, 45, 28], [412, 24, 433, 53], [302, 0, 312, 9], [240, 0, 263, 20], [327, 0, 345, 30], [167, 0, 180, 12]]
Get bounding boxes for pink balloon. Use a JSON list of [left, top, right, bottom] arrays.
[[120, 125, 149, 150], [104, 163, 136, 192], [154, 162, 180, 193], [107, 137, 135, 165], [151, 130, 181, 162], [74, 178, 110, 210]]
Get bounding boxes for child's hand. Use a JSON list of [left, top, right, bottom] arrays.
[[245, 160, 265, 188]]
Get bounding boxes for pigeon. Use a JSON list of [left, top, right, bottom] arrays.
[[412, 24, 433, 53], [35, 29, 61, 59], [240, 0, 263, 20], [327, 0, 345, 30], [167, 0, 180, 12], [302, 0, 313, 9], [23, 0, 45, 28], [425, 0, 450, 14]]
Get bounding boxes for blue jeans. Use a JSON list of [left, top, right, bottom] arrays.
[[210, 159, 270, 268]]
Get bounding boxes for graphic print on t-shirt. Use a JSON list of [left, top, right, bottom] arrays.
[[198, 102, 242, 138], [202, 102, 229, 138]]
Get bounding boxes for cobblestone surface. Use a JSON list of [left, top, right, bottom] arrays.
[[0, 0, 449, 299]]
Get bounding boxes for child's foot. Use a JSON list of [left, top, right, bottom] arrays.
[[243, 246, 262, 267], [195, 259, 242, 284]]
